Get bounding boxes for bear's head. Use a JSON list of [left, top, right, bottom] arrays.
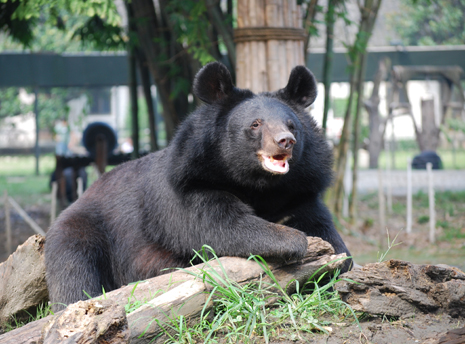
[[171, 62, 330, 192]]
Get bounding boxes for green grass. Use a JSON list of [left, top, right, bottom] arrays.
[[2, 303, 54, 333], [0, 154, 56, 176], [152, 246, 358, 344]]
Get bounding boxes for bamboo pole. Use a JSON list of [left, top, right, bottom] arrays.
[[7, 196, 46, 236], [427, 162, 436, 243], [4, 191, 12, 255]]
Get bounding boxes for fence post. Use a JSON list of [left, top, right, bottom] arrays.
[[385, 139, 392, 214], [77, 177, 83, 198], [51, 181, 58, 224], [8, 196, 46, 236], [378, 167, 386, 249], [4, 190, 12, 255], [406, 158, 412, 234], [427, 162, 436, 243], [343, 152, 351, 218]]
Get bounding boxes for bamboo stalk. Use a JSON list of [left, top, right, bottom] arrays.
[[267, 40, 280, 91], [258, 41, 268, 92], [283, 0, 289, 27], [238, 0, 247, 27], [256, 0, 265, 26], [279, 40, 287, 87], [286, 40, 294, 76], [251, 41, 259, 92]]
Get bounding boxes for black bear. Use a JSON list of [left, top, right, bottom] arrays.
[[45, 62, 351, 310]]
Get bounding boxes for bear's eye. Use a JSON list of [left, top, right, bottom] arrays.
[[251, 120, 261, 129], [287, 120, 295, 131]]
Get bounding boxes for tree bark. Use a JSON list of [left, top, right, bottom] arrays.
[[0, 237, 346, 343], [417, 98, 441, 151], [303, 0, 319, 56], [322, 0, 338, 135], [366, 59, 389, 168], [329, 0, 382, 216], [0, 235, 48, 325], [336, 259, 465, 318], [136, 48, 159, 152], [349, 51, 368, 220], [126, 2, 140, 159]]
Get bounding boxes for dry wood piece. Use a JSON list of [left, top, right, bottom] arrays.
[[42, 299, 129, 344], [0, 235, 48, 325], [335, 259, 465, 318], [0, 236, 345, 343]]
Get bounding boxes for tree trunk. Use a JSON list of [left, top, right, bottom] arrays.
[[322, 0, 338, 134], [235, 0, 305, 93], [367, 59, 389, 168], [349, 51, 367, 220], [417, 98, 441, 151], [303, 0, 319, 57], [0, 237, 346, 344], [128, 0, 181, 142], [329, 0, 382, 217], [126, 2, 140, 159], [136, 48, 159, 152]]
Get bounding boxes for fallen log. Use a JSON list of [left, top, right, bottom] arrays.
[[0, 235, 48, 325], [0, 236, 346, 343], [335, 259, 465, 318]]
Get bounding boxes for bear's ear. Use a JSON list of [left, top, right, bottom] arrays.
[[275, 66, 317, 108], [193, 62, 235, 104]]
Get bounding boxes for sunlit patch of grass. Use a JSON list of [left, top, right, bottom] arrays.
[[153, 246, 359, 344]]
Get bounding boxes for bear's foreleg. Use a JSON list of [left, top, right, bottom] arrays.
[[164, 190, 309, 262]]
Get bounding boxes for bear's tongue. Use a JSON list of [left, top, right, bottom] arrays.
[[263, 155, 289, 174]]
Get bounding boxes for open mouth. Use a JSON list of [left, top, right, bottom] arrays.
[[261, 154, 290, 174]]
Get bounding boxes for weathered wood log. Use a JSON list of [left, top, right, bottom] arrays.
[[0, 236, 345, 343], [0, 235, 48, 325], [41, 299, 129, 343], [335, 259, 465, 318]]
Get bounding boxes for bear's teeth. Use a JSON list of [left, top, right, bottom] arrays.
[[263, 155, 289, 174]]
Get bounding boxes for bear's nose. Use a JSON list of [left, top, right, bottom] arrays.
[[274, 132, 296, 150]]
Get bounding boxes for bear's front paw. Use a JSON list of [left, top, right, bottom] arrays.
[[278, 228, 308, 262]]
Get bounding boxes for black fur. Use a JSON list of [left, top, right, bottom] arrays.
[[45, 62, 351, 310]]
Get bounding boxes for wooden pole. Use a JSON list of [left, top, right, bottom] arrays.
[[406, 158, 412, 234], [34, 87, 40, 176], [77, 177, 83, 198], [51, 181, 58, 224], [385, 126, 393, 215], [378, 167, 386, 249], [427, 162, 436, 243], [4, 190, 12, 255], [343, 152, 351, 218], [8, 196, 46, 236]]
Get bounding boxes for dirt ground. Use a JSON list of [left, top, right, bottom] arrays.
[[267, 313, 464, 344]]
